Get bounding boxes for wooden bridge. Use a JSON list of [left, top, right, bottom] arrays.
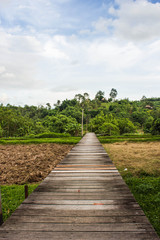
[[0, 133, 159, 239]]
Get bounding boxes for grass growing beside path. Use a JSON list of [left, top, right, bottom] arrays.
[[125, 177, 160, 237], [98, 134, 160, 143], [1, 184, 38, 222], [0, 137, 81, 145], [104, 142, 160, 237]]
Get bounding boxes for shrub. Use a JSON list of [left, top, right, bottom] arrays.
[[35, 132, 71, 138], [99, 122, 120, 136], [151, 118, 160, 135]]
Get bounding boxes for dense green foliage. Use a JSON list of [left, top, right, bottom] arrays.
[[123, 176, 160, 236], [0, 92, 160, 137], [1, 184, 38, 222]]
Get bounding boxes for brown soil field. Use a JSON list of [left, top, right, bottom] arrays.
[[104, 142, 160, 176], [0, 144, 73, 185]]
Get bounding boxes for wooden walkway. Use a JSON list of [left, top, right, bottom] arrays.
[[0, 133, 159, 239]]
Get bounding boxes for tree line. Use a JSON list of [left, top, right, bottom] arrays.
[[0, 90, 160, 137]]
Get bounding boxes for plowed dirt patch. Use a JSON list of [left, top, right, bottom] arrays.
[[0, 144, 73, 185]]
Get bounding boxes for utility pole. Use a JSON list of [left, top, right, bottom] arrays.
[[81, 109, 84, 136]]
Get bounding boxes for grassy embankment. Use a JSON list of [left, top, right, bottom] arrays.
[[98, 134, 160, 143], [0, 132, 81, 145], [1, 184, 39, 222], [103, 141, 160, 237]]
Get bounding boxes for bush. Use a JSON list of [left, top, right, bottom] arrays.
[[99, 122, 120, 136], [34, 132, 71, 138], [151, 118, 160, 135], [117, 118, 136, 135]]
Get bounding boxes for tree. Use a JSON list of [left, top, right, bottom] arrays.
[[61, 106, 82, 123], [43, 114, 78, 133], [117, 118, 136, 135], [109, 88, 118, 101], [0, 124, 3, 137], [46, 103, 51, 110], [74, 94, 84, 103], [83, 92, 89, 100], [143, 116, 154, 133], [141, 96, 147, 101], [151, 118, 160, 135], [131, 110, 149, 127], [54, 100, 61, 108], [65, 123, 81, 136], [95, 90, 105, 101], [99, 122, 120, 136], [88, 111, 105, 132], [34, 122, 47, 134]]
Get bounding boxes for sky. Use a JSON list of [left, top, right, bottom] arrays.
[[0, 0, 160, 106]]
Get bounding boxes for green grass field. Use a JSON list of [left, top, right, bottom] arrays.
[[1, 184, 38, 222]]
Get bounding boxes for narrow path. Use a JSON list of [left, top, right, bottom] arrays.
[[0, 133, 159, 239]]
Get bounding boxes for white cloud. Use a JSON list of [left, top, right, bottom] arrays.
[[86, 39, 142, 71], [93, 17, 113, 34], [43, 42, 69, 59], [112, 0, 160, 41], [0, 66, 6, 74], [0, 93, 10, 104], [0, 28, 43, 89], [42, 36, 69, 60], [0, 0, 61, 31], [2, 72, 15, 78], [51, 85, 78, 93]]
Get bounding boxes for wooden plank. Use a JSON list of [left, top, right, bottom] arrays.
[[27, 194, 135, 200], [12, 208, 146, 217], [5, 215, 150, 224], [30, 192, 135, 197], [22, 199, 139, 206], [67, 153, 108, 155], [16, 204, 142, 211], [1, 223, 154, 232], [50, 170, 120, 173], [0, 231, 159, 240], [33, 189, 132, 195], [40, 177, 121, 180], [56, 165, 116, 168], [37, 184, 129, 189]]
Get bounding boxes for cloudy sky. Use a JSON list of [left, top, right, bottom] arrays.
[[0, 0, 160, 106]]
